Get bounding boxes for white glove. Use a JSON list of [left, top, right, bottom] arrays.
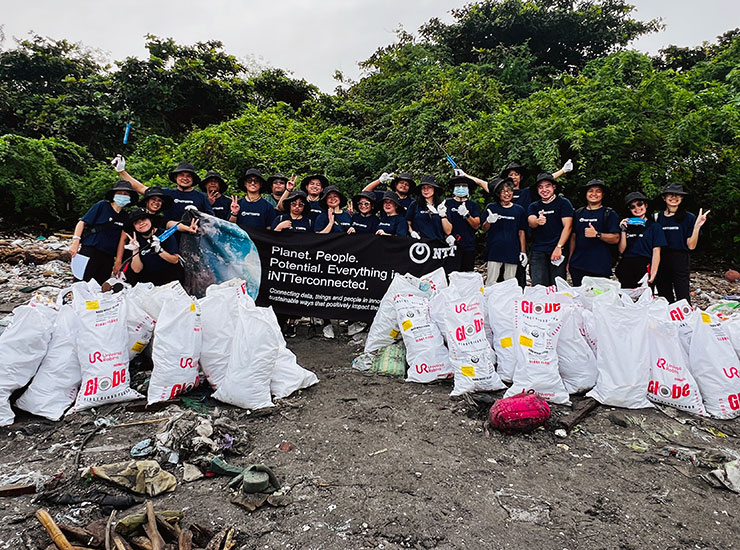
[[410, 230, 421, 240], [124, 240, 139, 251], [379, 172, 393, 184], [454, 168, 464, 177], [457, 202, 469, 217], [561, 159, 573, 173], [111, 154, 126, 172], [445, 235, 456, 247], [519, 252, 528, 268], [486, 210, 498, 224], [435, 202, 445, 217], [151, 235, 162, 253]]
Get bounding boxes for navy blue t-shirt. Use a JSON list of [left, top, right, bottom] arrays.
[[81, 200, 128, 256], [377, 214, 408, 236], [272, 214, 312, 232], [161, 188, 213, 222], [569, 206, 620, 275], [315, 211, 353, 233], [210, 194, 232, 220], [623, 221, 667, 259], [305, 199, 324, 223], [235, 197, 277, 229], [406, 201, 445, 241], [351, 213, 379, 234], [484, 202, 526, 264], [656, 211, 697, 252], [444, 198, 481, 252], [138, 228, 179, 273], [527, 196, 575, 252], [371, 191, 415, 212]]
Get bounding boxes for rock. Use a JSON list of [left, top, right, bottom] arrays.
[[725, 270, 740, 283]]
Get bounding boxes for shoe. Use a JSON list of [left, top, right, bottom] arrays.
[[323, 324, 335, 339], [347, 321, 367, 336], [312, 317, 323, 326], [284, 324, 297, 338]]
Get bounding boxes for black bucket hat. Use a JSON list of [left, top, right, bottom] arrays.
[[320, 185, 348, 210], [169, 162, 201, 186], [448, 175, 475, 190], [582, 179, 608, 197], [283, 190, 309, 214], [352, 191, 378, 213], [380, 191, 406, 216], [237, 168, 267, 193], [105, 180, 139, 205], [489, 177, 514, 202], [624, 191, 648, 208], [142, 186, 174, 210], [268, 173, 289, 190], [500, 162, 526, 179], [415, 174, 443, 194], [200, 170, 227, 194], [661, 182, 689, 196], [128, 207, 153, 225], [300, 174, 329, 193], [391, 172, 416, 194], [534, 172, 557, 198]]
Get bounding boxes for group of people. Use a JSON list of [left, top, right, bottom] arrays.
[[69, 155, 710, 321]]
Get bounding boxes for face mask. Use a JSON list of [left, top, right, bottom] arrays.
[[113, 194, 131, 207], [453, 185, 469, 198]]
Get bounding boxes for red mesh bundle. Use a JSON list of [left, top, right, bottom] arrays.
[[489, 391, 551, 434]]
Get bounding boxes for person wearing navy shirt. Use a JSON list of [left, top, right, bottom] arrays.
[[229, 168, 277, 230], [527, 173, 574, 286], [291, 174, 328, 223], [69, 180, 138, 284], [406, 175, 451, 243], [482, 177, 527, 284], [654, 183, 710, 303], [376, 192, 408, 236], [273, 190, 313, 233], [441, 175, 481, 271], [363, 172, 416, 212], [127, 208, 180, 286], [315, 186, 353, 233], [616, 192, 667, 288], [567, 179, 621, 286], [201, 170, 231, 220], [348, 191, 380, 234]]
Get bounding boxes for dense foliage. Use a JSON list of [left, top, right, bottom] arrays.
[[0, 1, 738, 264]]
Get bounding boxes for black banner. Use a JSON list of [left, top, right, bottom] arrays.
[[245, 228, 460, 321]]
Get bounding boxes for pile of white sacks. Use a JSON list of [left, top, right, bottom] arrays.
[[0, 279, 318, 426], [356, 270, 740, 419]]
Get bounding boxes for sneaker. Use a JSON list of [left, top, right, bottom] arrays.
[[284, 324, 297, 338], [323, 324, 335, 339], [347, 321, 367, 336]]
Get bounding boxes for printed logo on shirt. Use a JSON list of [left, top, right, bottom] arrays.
[[173, 198, 195, 204], [662, 226, 679, 230], [241, 211, 260, 217], [578, 217, 598, 223]]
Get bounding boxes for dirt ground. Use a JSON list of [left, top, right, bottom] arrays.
[[2, 248, 740, 549]]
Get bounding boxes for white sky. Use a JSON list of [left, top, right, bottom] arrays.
[[2, 0, 739, 93]]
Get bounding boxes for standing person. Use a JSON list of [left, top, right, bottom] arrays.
[[363, 172, 416, 211], [315, 186, 352, 234], [265, 174, 289, 208], [293, 174, 328, 223], [112, 155, 213, 224], [406, 175, 453, 245], [348, 191, 380, 234], [482, 177, 527, 284], [272, 190, 313, 233], [527, 173, 574, 286], [69, 180, 138, 284], [441, 175, 481, 271], [126, 208, 180, 286], [615, 192, 667, 288], [567, 179, 621, 286], [201, 171, 231, 220], [654, 183, 709, 303], [376, 192, 408, 236], [229, 168, 277, 230]]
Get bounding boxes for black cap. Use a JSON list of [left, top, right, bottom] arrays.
[[283, 190, 309, 214], [449, 175, 475, 189], [168, 162, 201, 186], [489, 177, 514, 201], [105, 180, 139, 205], [268, 174, 290, 188]]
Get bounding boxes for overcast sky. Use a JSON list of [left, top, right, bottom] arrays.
[[2, 0, 739, 92]]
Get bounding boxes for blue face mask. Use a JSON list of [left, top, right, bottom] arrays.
[[113, 194, 131, 207], [453, 185, 469, 198]]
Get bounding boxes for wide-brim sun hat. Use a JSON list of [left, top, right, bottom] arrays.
[[624, 191, 649, 208], [283, 190, 309, 214], [390, 172, 416, 194], [534, 172, 557, 198], [661, 182, 689, 196], [142, 186, 174, 210], [169, 162, 201, 186], [105, 180, 139, 205], [489, 176, 514, 202], [128, 207, 153, 225], [582, 179, 608, 196], [448, 175, 475, 190], [237, 168, 267, 193], [352, 191, 379, 213], [415, 174, 443, 194], [500, 162, 526, 179], [300, 174, 329, 193], [320, 185, 348, 210], [381, 191, 406, 216], [268, 173, 289, 189], [200, 170, 227, 194]]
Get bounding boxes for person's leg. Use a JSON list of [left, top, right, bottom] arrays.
[[515, 264, 526, 287], [529, 250, 549, 287], [569, 267, 586, 287], [550, 255, 567, 286], [616, 257, 648, 289], [486, 261, 502, 286], [459, 249, 476, 272], [83, 248, 114, 285], [672, 251, 691, 303], [502, 263, 518, 280], [655, 249, 676, 303]]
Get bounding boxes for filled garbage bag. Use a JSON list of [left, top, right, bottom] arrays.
[[485, 277, 523, 382]]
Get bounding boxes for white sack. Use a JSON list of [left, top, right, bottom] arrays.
[[557, 299, 598, 394], [579, 276, 620, 311], [125, 299, 155, 360], [485, 277, 523, 382], [726, 315, 740, 359]]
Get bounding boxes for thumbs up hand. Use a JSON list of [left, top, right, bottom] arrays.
[[585, 222, 598, 238]]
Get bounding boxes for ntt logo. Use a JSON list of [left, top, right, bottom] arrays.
[[409, 243, 431, 264]]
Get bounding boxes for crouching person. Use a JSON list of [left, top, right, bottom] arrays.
[[127, 208, 181, 286]]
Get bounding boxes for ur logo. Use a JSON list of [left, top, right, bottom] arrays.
[[89, 351, 102, 364], [409, 243, 431, 264], [180, 357, 194, 369]]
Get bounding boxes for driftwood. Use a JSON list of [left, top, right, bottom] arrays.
[[143, 502, 165, 550], [36, 508, 74, 550], [0, 246, 70, 265], [555, 397, 600, 432]]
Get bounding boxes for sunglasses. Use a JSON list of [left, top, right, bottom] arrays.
[[244, 177, 261, 183], [629, 201, 646, 209]]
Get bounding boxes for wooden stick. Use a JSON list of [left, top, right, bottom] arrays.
[[223, 528, 236, 550], [555, 397, 600, 432], [129, 537, 153, 550], [36, 509, 74, 550], [177, 530, 192, 550], [104, 510, 117, 550], [112, 536, 130, 550], [58, 525, 96, 547], [144, 502, 165, 550], [204, 529, 227, 550], [155, 513, 180, 541]]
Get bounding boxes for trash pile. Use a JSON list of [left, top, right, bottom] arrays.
[[356, 271, 740, 419], [0, 277, 318, 427]]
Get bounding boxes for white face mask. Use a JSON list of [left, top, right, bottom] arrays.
[[113, 194, 131, 207], [453, 185, 469, 198]]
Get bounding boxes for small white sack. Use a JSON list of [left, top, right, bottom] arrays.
[[689, 310, 740, 419], [148, 289, 202, 405], [213, 303, 279, 409], [71, 292, 141, 413], [432, 272, 505, 396], [557, 299, 597, 394], [0, 303, 56, 426], [586, 289, 653, 409], [485, 277, 524, 382], [504, 294, 570, 404], [647, 317, 705, 415], [15, 305, 81, 421], [579, 276, 621, 312]]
